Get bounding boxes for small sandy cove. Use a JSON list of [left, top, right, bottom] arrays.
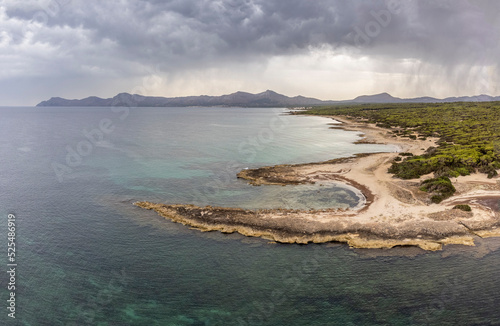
[[135, 116, 500, 251]]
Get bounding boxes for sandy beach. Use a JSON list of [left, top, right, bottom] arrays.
[[135, 115, 500, 251]]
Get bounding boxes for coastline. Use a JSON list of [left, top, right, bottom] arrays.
[[135, 115, 500, 251]]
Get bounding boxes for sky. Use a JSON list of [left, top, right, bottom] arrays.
[[0, 0, 499, 105]]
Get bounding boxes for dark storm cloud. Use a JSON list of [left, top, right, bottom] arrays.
[[1, 0, 499, 104], [397, 0, 498, 65], [4, 0, 499, 71]]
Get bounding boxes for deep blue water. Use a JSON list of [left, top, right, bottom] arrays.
[[1, 106, 499, 325]]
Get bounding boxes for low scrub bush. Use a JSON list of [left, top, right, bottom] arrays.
[[420, 176, 456, 203], [453, 204, 472, 212]]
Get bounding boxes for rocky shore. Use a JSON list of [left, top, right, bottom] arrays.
[[135, 116, 500, 251]]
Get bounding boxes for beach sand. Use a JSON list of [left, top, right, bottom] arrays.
[[135, 115, 500, 251]]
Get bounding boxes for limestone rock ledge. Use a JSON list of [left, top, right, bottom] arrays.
[[134, 201, 499, 251]]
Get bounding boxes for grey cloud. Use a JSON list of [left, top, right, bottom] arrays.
[[1, 0, 499, 105], [5, 0, 498, 69], [400, 0, 498, 64]]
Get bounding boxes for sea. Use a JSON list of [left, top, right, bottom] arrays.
[[1, 106, 499, 326]]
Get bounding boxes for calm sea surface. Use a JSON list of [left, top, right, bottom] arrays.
[[0, 106, 499, 325]]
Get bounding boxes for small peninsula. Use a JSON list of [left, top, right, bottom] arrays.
[[135, 102, 500, 251]]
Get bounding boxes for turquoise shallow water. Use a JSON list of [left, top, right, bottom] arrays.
[[1, 106, 500, 325]]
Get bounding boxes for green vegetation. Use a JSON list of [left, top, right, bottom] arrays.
[[419, 176, 456, 203], [301, 102, 500, 203], [453, 204, 472, 212], [302, 102, 500, 180]]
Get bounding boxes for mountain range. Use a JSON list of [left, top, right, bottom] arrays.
[[36, 90, 500, 107]]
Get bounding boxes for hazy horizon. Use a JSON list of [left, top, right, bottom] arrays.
[[36, 89, 500, 104]]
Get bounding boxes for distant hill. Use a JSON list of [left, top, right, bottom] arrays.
[[352, 92, 399, 103], [37, 90, 328, 108], [351, 92, 500, 104], [36, 90, 500, 107]]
